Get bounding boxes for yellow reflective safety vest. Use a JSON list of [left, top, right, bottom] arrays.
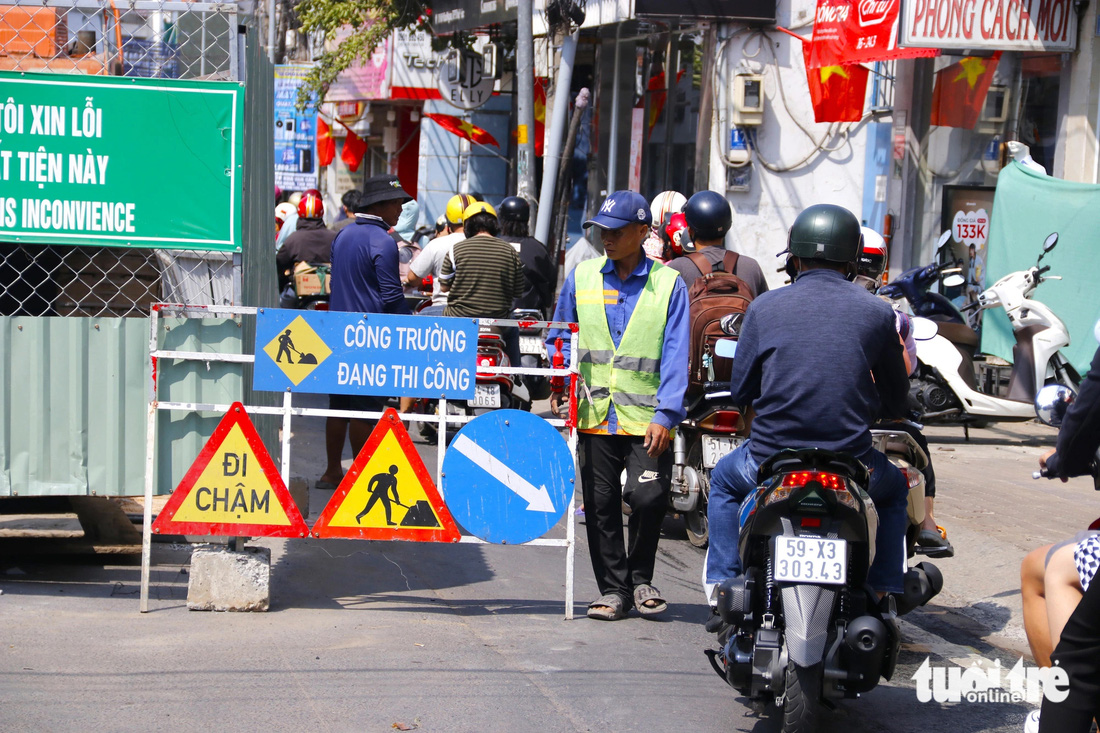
[[574, 257, 679, 434]]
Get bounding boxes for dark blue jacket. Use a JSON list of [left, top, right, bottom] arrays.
[[330, 216, 411, 315], [729, 268, 909, 464]]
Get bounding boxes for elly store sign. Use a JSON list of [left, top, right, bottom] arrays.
[[901, 0, 1078, 51]]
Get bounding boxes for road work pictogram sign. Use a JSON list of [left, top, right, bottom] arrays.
[[311, 408, 460, 542], [253, 309, 477, 399], [260, 314, 333, 386], [151, 403, 309, 538]]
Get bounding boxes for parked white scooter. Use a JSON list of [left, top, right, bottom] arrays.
[[910, 233, 1079, 426]]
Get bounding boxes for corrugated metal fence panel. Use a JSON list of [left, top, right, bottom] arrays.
[[0, 317, 148, 497], [240, 23, 281, 455], [155, 317, 245, 493]]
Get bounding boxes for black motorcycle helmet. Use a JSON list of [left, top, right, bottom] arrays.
[[499, 196, 530, 222], [786, 204, 863, 263], [683, 190, 733, 240]]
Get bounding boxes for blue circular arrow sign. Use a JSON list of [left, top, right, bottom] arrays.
[[441, 410, 575, 544]]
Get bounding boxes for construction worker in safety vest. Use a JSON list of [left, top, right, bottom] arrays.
[[545, 190, 690, 621]]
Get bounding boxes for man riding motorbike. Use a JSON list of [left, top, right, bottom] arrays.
[[703, 204, 912, 627]]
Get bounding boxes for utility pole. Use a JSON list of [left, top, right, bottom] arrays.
[[534, 30, 579, 246], [515, 0, 536, 213]]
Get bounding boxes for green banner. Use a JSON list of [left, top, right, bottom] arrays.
[[0, 71, 244, 252], [984, 161, 1100, 376]]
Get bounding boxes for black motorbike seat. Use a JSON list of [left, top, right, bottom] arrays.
[[755, 448, 870, 488]]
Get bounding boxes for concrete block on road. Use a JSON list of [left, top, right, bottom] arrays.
[[187, 545, 271, 612]]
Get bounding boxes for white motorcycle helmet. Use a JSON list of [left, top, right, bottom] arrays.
[[856, 226, 888, 291], [650, 190, 687, 232]]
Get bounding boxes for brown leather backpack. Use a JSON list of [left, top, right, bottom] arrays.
[[685, 251, 754, 391]]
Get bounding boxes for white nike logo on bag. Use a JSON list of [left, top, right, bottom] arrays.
[[638, 471, 661, 483]]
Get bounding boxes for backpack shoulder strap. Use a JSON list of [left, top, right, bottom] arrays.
[[686, 251, 712, 275], [722, 251, 739, 274]]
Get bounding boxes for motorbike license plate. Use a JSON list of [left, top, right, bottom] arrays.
[[773, 537, 847, 585], [701, 435, 740, 469], [472, 384, 501, 408], [519, 336, 546, 356]]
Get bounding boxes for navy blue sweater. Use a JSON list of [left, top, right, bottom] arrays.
[[730, 268, 909, 464]]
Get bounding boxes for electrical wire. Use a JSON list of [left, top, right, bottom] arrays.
[[712, 27, 868, 174]]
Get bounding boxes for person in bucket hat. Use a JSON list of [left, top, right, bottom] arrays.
[[318, 175, 414, 493]]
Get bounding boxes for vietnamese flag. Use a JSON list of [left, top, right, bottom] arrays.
[[534, 77, 547, 156], [930, 53, 1002, 130], [644, 69, 686, 137], [316, 117, 335, 167], [425, 113, 500, 148], [341, 128, 367, 172], [802, 44, 868, 123]]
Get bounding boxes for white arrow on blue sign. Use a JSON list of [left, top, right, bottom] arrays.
[[441, 410, 575, 544]]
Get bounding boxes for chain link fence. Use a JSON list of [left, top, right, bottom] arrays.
[[0, 0, 251, 317]]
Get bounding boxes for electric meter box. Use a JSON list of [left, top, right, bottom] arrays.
[[732, 74, 764, 126]]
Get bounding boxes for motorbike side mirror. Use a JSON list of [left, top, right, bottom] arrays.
[[911, 317, 939, 341], [942, 274, 965, 288], [936, 231, 952, 249], [1043, 233, 1058, 252], [1034, 384, 1075, 427], [1094, 317, 1100, 345]]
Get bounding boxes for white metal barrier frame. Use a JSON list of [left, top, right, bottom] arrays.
[[139, 304, 582, 616]]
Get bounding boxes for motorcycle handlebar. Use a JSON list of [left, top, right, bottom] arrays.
[[961, 301, 980, 311], [1038, 265, 1052, 275]]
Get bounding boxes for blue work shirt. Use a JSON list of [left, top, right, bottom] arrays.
[[729, 268, 909, 464], [330, 215, 411, 315], [546, 256, 689, 432]]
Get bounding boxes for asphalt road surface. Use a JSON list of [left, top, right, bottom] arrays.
[[2, 395, 1098, 732]]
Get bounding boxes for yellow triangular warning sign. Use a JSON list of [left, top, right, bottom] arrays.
[[151, 403, 308, 538], [311, 408, 460, 542]]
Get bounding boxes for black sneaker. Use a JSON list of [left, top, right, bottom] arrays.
[[705, 607, 726, 633]]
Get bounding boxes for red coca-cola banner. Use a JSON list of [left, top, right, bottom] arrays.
[[809, 0, 938, 67]]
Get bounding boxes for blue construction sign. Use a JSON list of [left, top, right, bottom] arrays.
[[441, 410, 575, 544], [253, 309, 478, 399]]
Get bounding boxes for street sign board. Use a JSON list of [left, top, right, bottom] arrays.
[[151, 403, 309, 538], [437, 49, 495, 110], [441, 410, 574, 544], [0, 70, 243, 252], [253, 309, 478, 399], [274, 65, 319, 191], [311, 408, 460, 542]]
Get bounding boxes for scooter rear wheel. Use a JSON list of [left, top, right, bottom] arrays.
[[782, 660, 823, 733]]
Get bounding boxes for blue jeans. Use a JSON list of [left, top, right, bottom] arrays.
[[706, 440, 907, 594]]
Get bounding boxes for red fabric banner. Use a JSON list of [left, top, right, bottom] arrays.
[[803, 44, 869, 123], [341, 129, 367, 172], [316, 117, 335, 168], [930, 52, 1003, 129], [809, 0, 938, 67], [424, 113, 500, 148]]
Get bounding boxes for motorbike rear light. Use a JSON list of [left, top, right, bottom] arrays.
[[800, 517, 822, 528], [900, 466, 923, 490], [782, 471, 846, 491], [698, 410, 743, 434], [478, 354, 500, 368]]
